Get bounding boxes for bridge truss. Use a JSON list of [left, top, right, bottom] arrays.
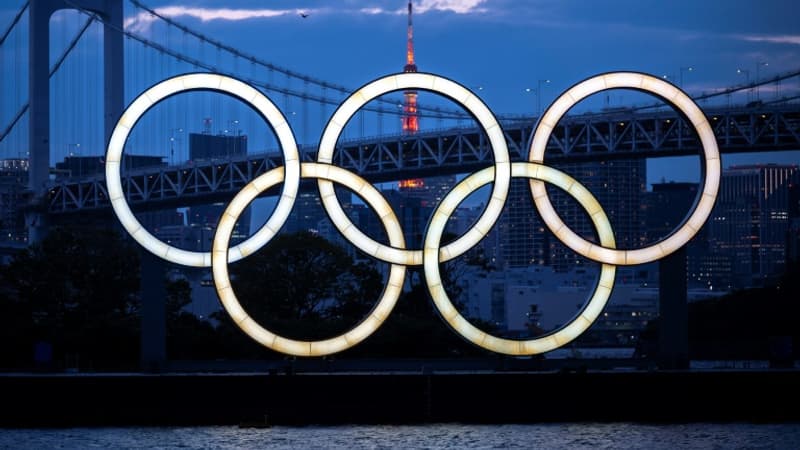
[[47, 104, 800, 214]]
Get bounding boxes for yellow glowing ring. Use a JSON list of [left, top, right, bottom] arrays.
[[105, 73, 301, 267], [528, 72, 720, 265], [212, 163, 406, 356], [424, 162, 617, 356], [316, 72, 511, 267]]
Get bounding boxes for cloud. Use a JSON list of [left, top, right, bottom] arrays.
[[125, 6, 316, 33], [124, 1, 491, 32], [155, 6, 301, 22], [363, 0, 488, 15], [359, 7, 385, 15], [415, 0, 488, 14], [735, 34, 800, 46]]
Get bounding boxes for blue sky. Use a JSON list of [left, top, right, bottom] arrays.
[[137, 0, 799, 183], [117, 0, 800, 111], [1, 0, 798, 184]]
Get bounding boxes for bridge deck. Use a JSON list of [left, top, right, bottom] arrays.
[[46, 105, 800, 213]]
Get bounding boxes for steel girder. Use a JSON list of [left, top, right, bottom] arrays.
[[46, 105, 800, 214]]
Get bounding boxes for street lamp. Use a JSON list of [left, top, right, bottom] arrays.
[[737, 68, 751, 103], [755, 61, 768, 100], [169, 128, 183, 165], [228, 119, 241, 136], [537, 79, 550, 114], [524, 87, 534, 114], [679, 66, 694, 89], [67, 143, 81, 177]]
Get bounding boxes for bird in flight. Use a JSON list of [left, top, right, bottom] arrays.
[[299, 12, 309, 18]]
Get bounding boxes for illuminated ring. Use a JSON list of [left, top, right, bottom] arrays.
[[105, 73, 301, 267], [528, 72, 720, 265], [316, 72, 511, 266], [212, 163, 407, 356], [424, 162, 617, 355]]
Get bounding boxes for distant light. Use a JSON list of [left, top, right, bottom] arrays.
[[399, 179, 424, 189]]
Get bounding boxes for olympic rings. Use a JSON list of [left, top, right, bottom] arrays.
[[106, 73, 301, 267], [529, 72, 720, 265], [316, 73, 511, 266], [212, 164, 406, 356], [107, 70, 720, 357], [424, 162, 617, 355]]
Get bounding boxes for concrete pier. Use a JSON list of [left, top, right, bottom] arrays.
[[2, 370, 798, 426]]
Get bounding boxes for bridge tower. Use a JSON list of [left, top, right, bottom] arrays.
[[401, 0, 419, 134], [28, 0, 124, 242]]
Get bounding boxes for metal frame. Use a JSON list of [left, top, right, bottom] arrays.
[[47, 104, 800, 214]]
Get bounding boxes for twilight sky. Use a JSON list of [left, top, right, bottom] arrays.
[[1, 0, 798, 184], [113, 0, 800, 109], [139, 0, 799, 182]]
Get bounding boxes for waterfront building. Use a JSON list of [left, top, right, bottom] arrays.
[[186, 133, 250, 250], [710, 164, 799, 288], [498, 159, 646, 272], [0, 159, 28, 243]]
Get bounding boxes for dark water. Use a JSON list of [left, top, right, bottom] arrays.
[[2, 423, 799, 449]]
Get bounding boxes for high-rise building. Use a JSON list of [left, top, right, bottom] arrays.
[[383, 189, 432, 250], [186, 133, 250, 251], [398, 176, 456, 207], [788, 180, 800, 264], [710, 164, 799, 288], [644, 181, 730, 290], [188, 133, 247, 161], [645, 181, 700, 241], [496, 178, 549, 268], [394, 175, 457, 248], [498, 159, 646, 271], [0, 159, 29, 243]]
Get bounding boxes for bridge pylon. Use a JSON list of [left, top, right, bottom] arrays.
[[28, 0, 123, 242]]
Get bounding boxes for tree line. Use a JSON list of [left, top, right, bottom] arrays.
[[0, 227, 489, 370]]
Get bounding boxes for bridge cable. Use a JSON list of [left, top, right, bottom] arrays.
[[65, 0, 473, 124], [126, 0, 473, 121], [0, 15, 94, 144], [0, 1, 28, 47]]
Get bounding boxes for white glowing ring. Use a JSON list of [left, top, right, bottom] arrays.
[[424, 162, 617, 355], [528, 72, 720, 265], [212, 163, 407, 356], [109, 70, 723, 357], [316, 72, 511, 267], [105, 73, 301, 267]]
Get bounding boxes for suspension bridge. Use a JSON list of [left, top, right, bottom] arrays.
[[1, 0, 799, 228]]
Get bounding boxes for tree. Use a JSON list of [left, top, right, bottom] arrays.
[[165, 275, 223, 360], [0, 227, 141, 369], [637, 261, 800, 360], [347, 255, 495, 358], [214, 231, 383, 346]]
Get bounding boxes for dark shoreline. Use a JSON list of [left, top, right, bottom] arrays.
[[2, 369, 799, 427]]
